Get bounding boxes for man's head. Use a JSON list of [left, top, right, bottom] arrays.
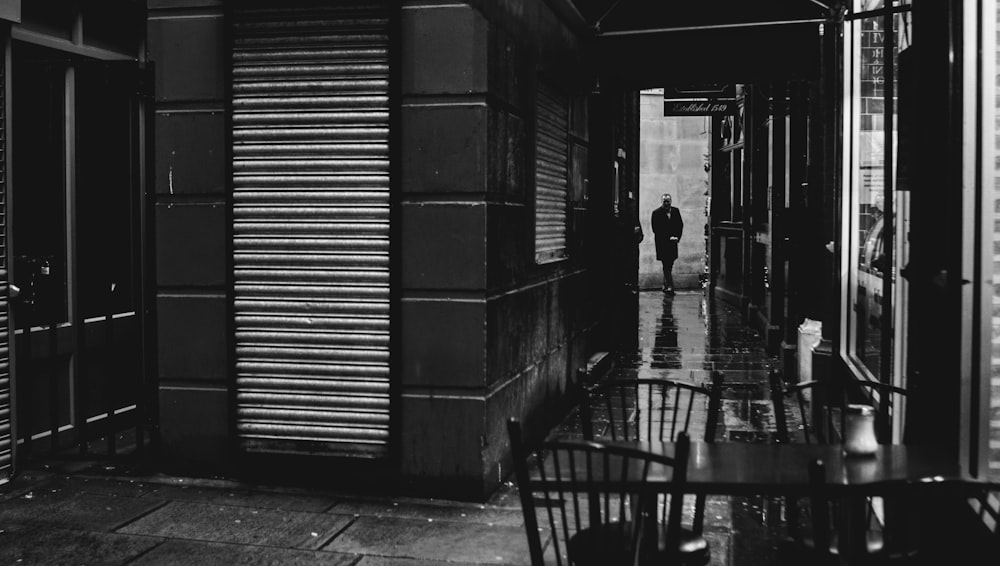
[[661, 194, 672, 208]]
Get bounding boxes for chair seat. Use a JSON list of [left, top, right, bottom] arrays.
[[803, 529, 885, 555], [657, 529, 712, 566], [657, 527, 711, 565], [780, 531, 918, 565], [568, 523, 710, 566], [567, 522, 641, 566]]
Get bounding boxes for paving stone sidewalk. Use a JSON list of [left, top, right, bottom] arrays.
[[0, 465, 531, 565]]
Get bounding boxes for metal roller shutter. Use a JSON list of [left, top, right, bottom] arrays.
[[232, 4, 391, 458], [534, 83, 569, 263], [0, 51, 10, 482]]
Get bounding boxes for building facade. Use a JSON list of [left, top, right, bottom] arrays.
[[0, 0, 634, 502]]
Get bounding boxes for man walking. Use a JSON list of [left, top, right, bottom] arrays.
[[652, 193, 683, 293]]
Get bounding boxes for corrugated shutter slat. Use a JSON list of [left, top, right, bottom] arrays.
[[0, 52, 10, 482], [233, 4, 390, 458]]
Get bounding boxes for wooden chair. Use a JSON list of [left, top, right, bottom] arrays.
[[578, 373, 724, 565], [508, 418, 692, 566], [770, 371, 918, 563], [769, 369, 839, 444], [769, 369, 908, 445], [776, 458, 921, 566]]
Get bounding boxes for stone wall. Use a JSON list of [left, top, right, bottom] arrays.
[[147, 0, 230, 472], [399, 0, 597, 500]]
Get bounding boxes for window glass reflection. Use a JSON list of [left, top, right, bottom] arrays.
[[853, 14, 891, 380], [988, 0, 1000, 483]]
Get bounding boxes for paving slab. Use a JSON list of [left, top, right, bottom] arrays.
[[0, 525, 163, 566], [129, 539, 357, 566], [0, 471, 56, 502], [325, 515, 530, 565], [357, 557, 484, 566], [118, 500, 353, 549], [329, 497, 524, 527], [0, 488, 166, 531], [703, 530, 732, 566], [144, 483, 338, 513], [30, 474, 157, 498], [697, 496, 733, 530]]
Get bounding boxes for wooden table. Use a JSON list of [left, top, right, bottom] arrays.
[[535, 440, 995, 562], [660, 441, 973, 496], [537, 440, 982, 494]]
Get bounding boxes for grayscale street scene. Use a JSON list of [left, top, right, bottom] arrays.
[[1, 1, 999, 564]]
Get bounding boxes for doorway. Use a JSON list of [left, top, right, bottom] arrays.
[[637, 90, 711, 292], [10, 41, 150, 461]]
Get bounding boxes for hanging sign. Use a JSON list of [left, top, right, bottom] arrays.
[[0, 0, 19, 22], [663, 100, 736, 116], [663, 84, 734, 99]]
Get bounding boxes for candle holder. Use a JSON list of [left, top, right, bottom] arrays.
[[843, 404, 878, 457]]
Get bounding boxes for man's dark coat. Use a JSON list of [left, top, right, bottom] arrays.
[[651, 205, 683, 261]]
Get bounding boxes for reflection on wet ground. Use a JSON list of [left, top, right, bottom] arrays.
[[552, 289, 796, 566]]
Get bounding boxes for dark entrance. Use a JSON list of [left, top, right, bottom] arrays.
[[10, 42, 152, 462]]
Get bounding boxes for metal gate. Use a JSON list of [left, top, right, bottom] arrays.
[[535, 83, 569, 263], [9, 50, 151, 465], [232, 4, 391, 457]]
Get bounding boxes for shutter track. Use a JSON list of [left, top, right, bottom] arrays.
[[233, 4, 390, 458]]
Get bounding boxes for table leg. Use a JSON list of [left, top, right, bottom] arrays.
[[839, 495, 869, 563]]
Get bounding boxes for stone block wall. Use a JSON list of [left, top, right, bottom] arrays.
[[399, 0, 596, 500], [147, 0, 231, 473]]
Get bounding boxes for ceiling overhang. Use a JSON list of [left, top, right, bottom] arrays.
[[568, 0, 841, 88]]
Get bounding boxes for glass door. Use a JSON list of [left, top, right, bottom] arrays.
[[11, 42, 146, 457]]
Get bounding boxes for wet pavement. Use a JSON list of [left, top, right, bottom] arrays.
[[553, 290, 791, 566], [0, 289, 791, 565]]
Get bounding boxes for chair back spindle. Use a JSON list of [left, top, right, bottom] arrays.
[[580, 374, 722, 559], [507, 418, 692, 566]]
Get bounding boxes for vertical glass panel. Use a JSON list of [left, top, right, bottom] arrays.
[[12, 44, 68, 328], [856, 0, 884, 13], [735, 105, 743, 220], [76, 64, 137, 320], [891, 7, 912, 402], [987, 0, 1000, 484], [731, 148, 742, 221], [854, 14, 889, 379]]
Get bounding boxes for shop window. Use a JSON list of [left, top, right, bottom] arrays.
[[535, 82, 569, 263], [717, 94, 744, 224], [752, 85, 770, 228], [843, 1, 911, 389]]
